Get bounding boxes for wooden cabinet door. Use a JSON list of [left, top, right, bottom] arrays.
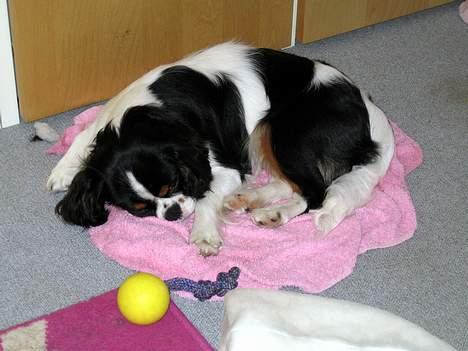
[[297, 0, 453, 44], [8, 0, 293, 122]]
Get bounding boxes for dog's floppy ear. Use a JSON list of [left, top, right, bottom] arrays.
[[174, 145, 213, 199], [55, 168, 108, 227], [55, 125, 118, 227]]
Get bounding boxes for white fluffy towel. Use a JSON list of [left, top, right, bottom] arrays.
[[219, 289, 456, 351]]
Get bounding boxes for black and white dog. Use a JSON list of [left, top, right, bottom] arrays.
[[48, 42, 394, 256]]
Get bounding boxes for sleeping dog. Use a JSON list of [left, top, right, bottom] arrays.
[[48, 42, 394, 256]]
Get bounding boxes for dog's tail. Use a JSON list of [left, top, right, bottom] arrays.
[[313, 94, 395, 233]]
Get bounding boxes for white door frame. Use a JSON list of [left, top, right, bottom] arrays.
[[283, 0, 298, 49], [0, 0, 20, 128], [290, 0, 298, 47]]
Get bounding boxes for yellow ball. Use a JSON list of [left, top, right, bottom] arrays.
[[117, 272, 170, 325]]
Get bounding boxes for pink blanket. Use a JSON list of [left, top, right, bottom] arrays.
[[49, 106, 423, 296]]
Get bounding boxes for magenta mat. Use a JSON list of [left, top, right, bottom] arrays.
[[0, 290, 213, 351]]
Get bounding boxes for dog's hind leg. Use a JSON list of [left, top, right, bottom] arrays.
[[312, 96, 395, 233], [46, 123, 102, 192], [223, 179, 294, 213], [250, 193, 308, 228]]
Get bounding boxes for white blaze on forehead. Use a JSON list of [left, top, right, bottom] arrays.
[[126, 171, 155, 201], [126, 172, 195, 220]]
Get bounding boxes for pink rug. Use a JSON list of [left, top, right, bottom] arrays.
[[48, 106, 423, 296], [0, 290, 213, 351]]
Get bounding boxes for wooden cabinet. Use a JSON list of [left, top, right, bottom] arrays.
[[297, 0, 453, 43], [8, 0, 293, 122], [8, 0, 453, 122]]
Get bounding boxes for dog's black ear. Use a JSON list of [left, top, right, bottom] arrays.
[[175, 146, 213, 199], [55, 168, 108, 227], [55, 124, 119, 227]]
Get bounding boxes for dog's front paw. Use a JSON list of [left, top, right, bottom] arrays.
[[223, 190, 263, 213], [47, 165, 77, 192], [190, 226, 223, 257]]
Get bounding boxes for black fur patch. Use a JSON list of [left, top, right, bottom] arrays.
[[150, 66, 250, 174], [252, 49, 378, 209]]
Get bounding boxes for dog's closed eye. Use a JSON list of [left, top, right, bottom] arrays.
[[158, 185, 172, 197], [134, 202, 148, 210]]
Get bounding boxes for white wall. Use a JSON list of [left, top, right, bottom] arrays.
[[0, 0, 20, 128]]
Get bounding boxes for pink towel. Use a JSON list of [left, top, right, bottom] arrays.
[[49, 107, 423, 296]]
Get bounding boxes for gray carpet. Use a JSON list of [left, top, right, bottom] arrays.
[[1, 2, 466, 349]]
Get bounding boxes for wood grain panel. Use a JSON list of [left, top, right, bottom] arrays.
[[223, 0, 260, 46], [297, 0, 453, 43], [9, 0, 293, 121], [298, 0, 367, 44], [366, 0, 452, 23], [257, 0, 294, 49], [223, 0, 293, 47]]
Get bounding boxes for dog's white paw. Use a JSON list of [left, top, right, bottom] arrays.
[[190, 226, 223, 257], [313, 208, 343, 233], [251, 207, 285, 228], [46, 165, 77, 192], [223, 190, 263, 213]]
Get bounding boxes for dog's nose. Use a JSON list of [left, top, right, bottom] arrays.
[[164, 203, 182, 221]]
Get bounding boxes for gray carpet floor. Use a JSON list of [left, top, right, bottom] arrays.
[[1, 2, 466, 349]]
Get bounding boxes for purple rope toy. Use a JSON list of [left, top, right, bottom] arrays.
[[165, 267, 240, 301]]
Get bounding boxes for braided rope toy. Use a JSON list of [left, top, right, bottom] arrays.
[[165, 267, 241, 301]]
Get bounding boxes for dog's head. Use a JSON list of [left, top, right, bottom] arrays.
[[56, 105, 213, 227]]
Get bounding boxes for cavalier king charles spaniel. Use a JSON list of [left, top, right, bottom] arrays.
[[48, 42, 394, 256]]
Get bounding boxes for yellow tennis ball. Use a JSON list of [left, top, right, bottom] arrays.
[[117, 272, 170, 325]]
